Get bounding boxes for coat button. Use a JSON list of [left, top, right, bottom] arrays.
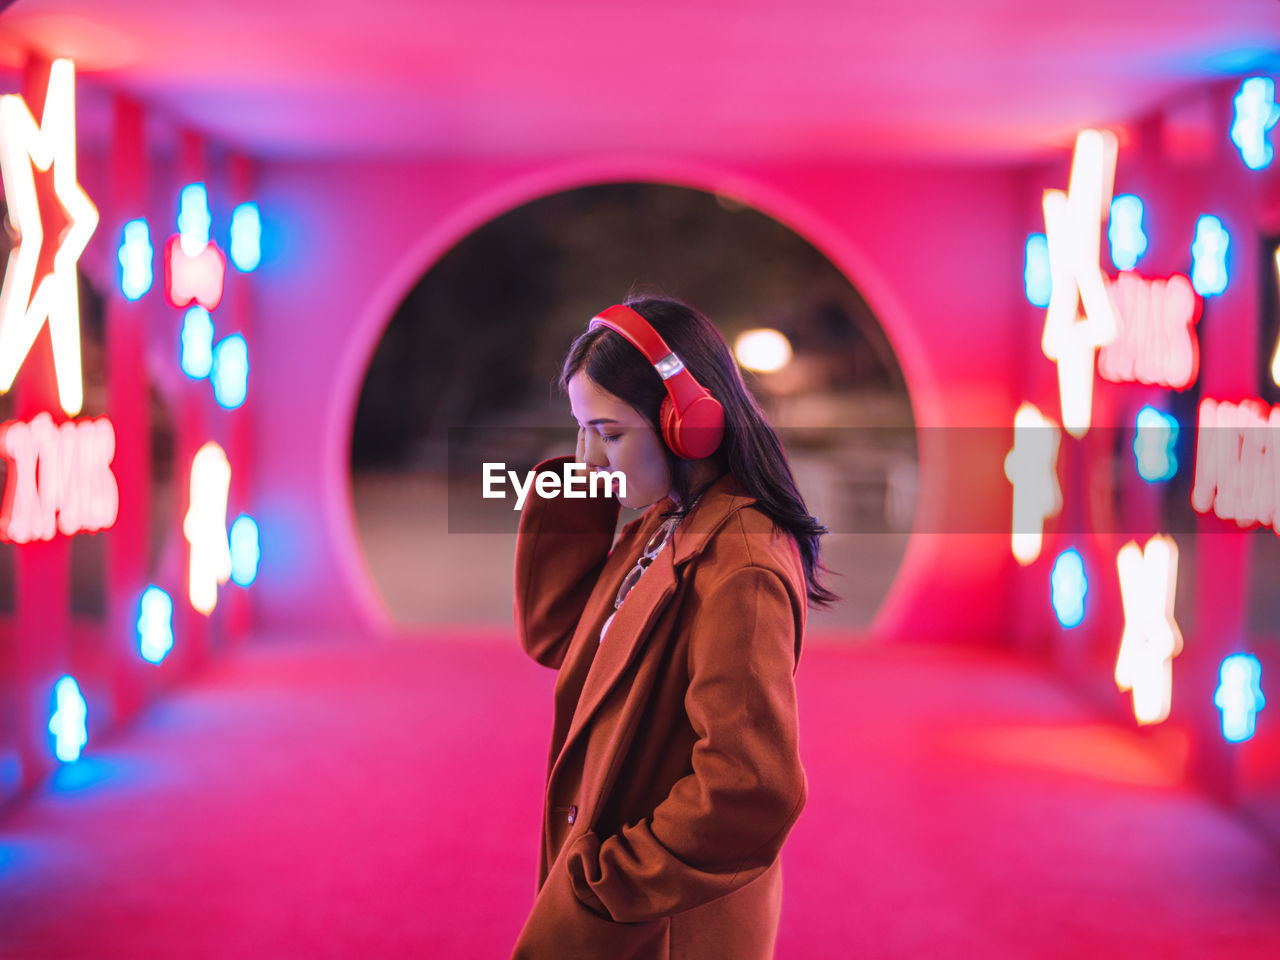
[[567, 804, 577, 825]]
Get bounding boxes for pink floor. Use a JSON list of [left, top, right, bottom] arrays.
[[1, 632, 1278, 959]]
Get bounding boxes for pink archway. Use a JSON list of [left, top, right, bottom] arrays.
[[330, 155, 944, 638]]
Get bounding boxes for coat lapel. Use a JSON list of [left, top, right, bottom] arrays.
[[549, 473, 757, 788]]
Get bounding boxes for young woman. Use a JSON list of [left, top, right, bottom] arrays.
[[511, 295, 838, 960]]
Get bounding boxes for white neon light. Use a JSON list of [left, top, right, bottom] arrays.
[[1003, 403, 1062, 565], [1231, 77, 1279, 170], [211, 334, 248, 409], [183, 442, 232, 615], [230, 202, 261, 272], [1041, 129, 1120, 438], [181, 307, 214, 380], [734, 328, 792, 373], [0, 58, 98, 417], [0, 413, 119, 543], [1115, 534, 1182, 726], [1215, 654, 1265, 743], [1270, 247, 1280, 388], [1191, 216, 1229, 297], [118, 219, 154, 301], [138, 585, 174, 665], [1191, 397, 1280, 530], [184, 442, 231, 616], [1097, 272, 1200, 390], [48, 675, 87, 763], [1133, 405, 1179, 483]]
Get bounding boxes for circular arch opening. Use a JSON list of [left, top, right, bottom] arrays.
[[347, 178, 918, 635]]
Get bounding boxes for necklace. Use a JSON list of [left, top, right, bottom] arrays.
[[599, 492, 703, 643]]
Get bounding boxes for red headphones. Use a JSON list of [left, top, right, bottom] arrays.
[[588, 304, 725, 460]]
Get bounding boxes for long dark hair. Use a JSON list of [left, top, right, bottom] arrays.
[[558, 294, 841, 610]]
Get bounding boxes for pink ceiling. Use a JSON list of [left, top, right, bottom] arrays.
[[0, 0, 1278, 163]]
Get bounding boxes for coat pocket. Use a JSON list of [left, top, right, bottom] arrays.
[[512, 844, 669, 960]]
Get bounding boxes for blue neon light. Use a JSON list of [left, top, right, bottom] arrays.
[[181, 307, 215, 379], [118, 219, 154, 300], [1051, 548, 1088, 629], [178, 183, 212, 256], [1025, 233, 1051, 307], [138, 586, 174, 665], [230, 515, 260, 587], [1109, 195, 1148, 271], [230, 202, 261, 272], [48, 676, 87, 763], [212, 334, 249, 409], [1133, 405, 1179, 483], [1214, 654, 1265, 743], [1191, 216, 1229, 297], [1231, 77, 1279, 170]]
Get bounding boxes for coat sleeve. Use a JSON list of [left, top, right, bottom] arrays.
[[564, 564, 808, 922], [513, 455, 621, 669]]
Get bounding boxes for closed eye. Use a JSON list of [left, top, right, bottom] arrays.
[[601, 434, 621, 443]]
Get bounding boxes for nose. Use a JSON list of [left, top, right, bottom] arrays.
[[583, 432, 609, 470]]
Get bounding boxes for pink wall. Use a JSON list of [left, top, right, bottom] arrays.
[[253, 155, 1024, 642]]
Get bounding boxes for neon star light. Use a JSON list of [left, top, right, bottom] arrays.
[[1004, 403, 1062, 565], [1133, 405, 1179, 483], [181, 307, 214, 379], [1108, 195, 1148, 271], [1115, 534, 1182, 726], [1231, 77, 1279, 170], [48, 675, 87, 762], [183, 442, 232, 615], [211, 334, 248, 409], [1191, 398, 1280, 532], [229, 514, 259, 587], [1024, 234, 1052, 308], [1097, 273, 1201, 390], [165, 183, 225, 311], [1191, 216, 1229, 297], [0, 412, 118, 543], [118, 219, 153, 301], [230, 202, 261, 272], [1050, 548, 1087, 628], [0, 58, 98, 417], [138, 586, 174, 664], [1042, 129, 1120, 437], [1215, 654, 1265, 743]]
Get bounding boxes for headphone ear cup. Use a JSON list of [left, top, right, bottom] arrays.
[[661, 394, 724, 460], [659, 396, 687, 458]]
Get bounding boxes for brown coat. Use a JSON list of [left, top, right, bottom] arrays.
[[510, 455, 808, 960]]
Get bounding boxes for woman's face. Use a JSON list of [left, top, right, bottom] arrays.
[[567, 372, 672, 510]]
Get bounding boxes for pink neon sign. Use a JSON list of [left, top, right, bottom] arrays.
[[1097, 272, 1201, 390], [1191, 398, 1280, 531], [164, 235, 226, 311], [0, 412, 119, 543]]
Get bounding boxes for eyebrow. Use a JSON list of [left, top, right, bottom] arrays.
[[575, 417, 621, 426]]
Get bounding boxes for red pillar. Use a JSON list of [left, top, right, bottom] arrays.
[[224, 153, 256, 647], [104, 94, 153, 722], [166, 130, 215, 674]]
